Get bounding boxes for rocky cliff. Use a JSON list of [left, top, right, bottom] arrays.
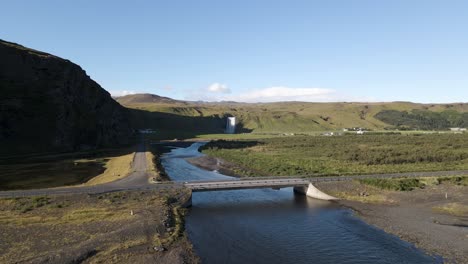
[[0, 40, 133, 156]]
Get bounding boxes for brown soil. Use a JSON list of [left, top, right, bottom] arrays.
[[0, 188, 199, 264], [316, 181, 468, 263]]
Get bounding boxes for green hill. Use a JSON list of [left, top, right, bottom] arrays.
[[116, 95, 468, 135], [375, 109, 468, 130]]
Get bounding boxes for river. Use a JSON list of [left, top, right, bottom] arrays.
[[161, 142, 441, 264]]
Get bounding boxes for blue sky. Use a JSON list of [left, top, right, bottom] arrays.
[[2, 1, 467, 103]]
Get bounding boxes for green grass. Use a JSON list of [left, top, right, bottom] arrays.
[[358, 178, 425, 191], [14, 196, 52, 213], [194, 133, 295, 140], [199, 134, 468, 176], [436, 176, 468, 186], [118, 97, 468, 136], [433, 203, 468, 216], [375, 109, 468, 130]]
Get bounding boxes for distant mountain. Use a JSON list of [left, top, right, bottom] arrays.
[[116, 93, 183, 105], [0, 39, 133, 156], [120, 93, 468, 133]]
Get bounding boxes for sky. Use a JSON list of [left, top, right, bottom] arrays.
[[1, 1, 467, 103]]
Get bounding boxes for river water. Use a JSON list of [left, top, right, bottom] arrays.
[[161, 142, 441, 264]]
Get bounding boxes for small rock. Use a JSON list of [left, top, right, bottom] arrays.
[[154, 246, 166, 252]]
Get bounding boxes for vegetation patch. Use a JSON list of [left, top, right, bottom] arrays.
[[154, 206, 186, 248], [85, 151, 135, 185], [333, 191, 390, 203], [0, 188, 197, 263], [200, 134, 468, 176], [433, 203, 468, 216], [358, 178, 425, 191], [436, 176, 468, 186], [375, 109, 468, 130], [358, 176, 468, 191], [12, 196, 51, 213]]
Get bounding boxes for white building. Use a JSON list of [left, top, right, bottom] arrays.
[[226, 117, 236, 134]]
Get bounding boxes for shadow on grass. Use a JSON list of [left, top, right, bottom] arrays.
[[200, 140, 262, 150], [0, 147, 135, 191], [0, 108, 254, 191], [127, 109, 253, 140]]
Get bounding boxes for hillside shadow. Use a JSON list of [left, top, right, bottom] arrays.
[[128, 109, 253, 139], [200, 140, 262, 150]]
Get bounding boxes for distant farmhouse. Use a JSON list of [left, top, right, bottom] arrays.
[[343, 127, 367, 134]]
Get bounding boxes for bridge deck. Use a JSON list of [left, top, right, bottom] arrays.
[[185, 178, 309, 192], [183, 170, 468, 192]]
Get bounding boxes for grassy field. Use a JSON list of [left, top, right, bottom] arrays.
[[359, 176, 468, 191], [433, 203, 468, 216], [84, 151, 135, 186], [0, 189, 197, 263], [199, 133, 468, 176]]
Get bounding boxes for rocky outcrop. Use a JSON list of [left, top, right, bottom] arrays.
[[0, 39, 133, 156]]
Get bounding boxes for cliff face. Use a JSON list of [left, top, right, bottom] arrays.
[[0, 40, 133, 156]]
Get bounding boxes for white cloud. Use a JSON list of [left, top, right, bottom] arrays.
[[207, 83, 231, 94], [108, 90, 136, 97], [187, 85, 378, 103], [220, 86, 340, 103]]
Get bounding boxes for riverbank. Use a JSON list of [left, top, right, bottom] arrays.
[[0, 188, 199, 264], [186, 155, 257, 177], [317, 180, 468, 263], [187, 154, 468, 263]]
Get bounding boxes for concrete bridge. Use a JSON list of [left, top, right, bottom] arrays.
[[183, 178, 339, 204], [182, 170, 468, 205], [184, 178, 310, 192]]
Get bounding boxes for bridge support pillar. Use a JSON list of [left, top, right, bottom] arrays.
[[294, 183, 338, 201]]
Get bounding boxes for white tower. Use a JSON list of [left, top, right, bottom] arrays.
[[226, 117, 236, 134]]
